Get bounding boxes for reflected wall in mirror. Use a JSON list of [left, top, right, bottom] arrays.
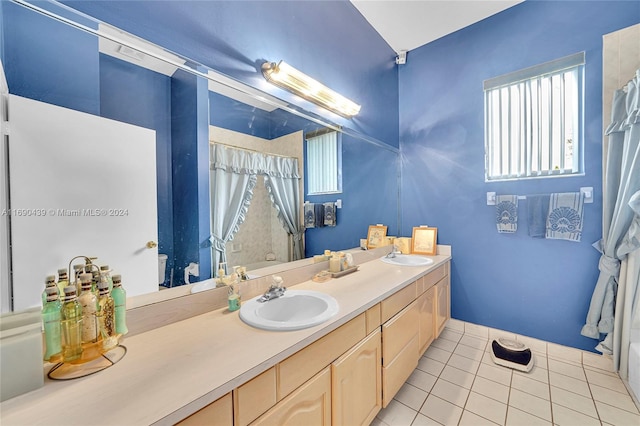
[[0, 0, 400, 312]]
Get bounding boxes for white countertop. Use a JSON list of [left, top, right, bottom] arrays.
[[0, 250, 451, 426]]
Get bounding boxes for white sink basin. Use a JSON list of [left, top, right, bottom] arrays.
[[380, 254, 434, 267], [239, 290, 339, 331]]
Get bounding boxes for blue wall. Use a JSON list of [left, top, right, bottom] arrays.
[[399, 0, 640, 351]]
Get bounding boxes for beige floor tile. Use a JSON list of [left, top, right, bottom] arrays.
[[459, 409, 500, 425], [595, 400, 640, 425], [419, 395, 463, 425], [447, 353, 480, 374], [547, 343, 582, 365], [432, 337, 457, 352], [471, 375, 510, 404], [550, 385, 598, 418], [547, 358, 586, 381], [548, 371, 590, 397], [394, 383, 428, 411], [454, 343, 485, 362], [514, 364, 549, 384], [590, 383, 640, 414], [370, 417, 390, 426], [531, 351, 548, 370], [440, 365, 475, 389], [482, 350, 495, 365], [584, 368, 628, 394], [410, 413, 442, 426], [511, 372, 550, 400], [445, 319, 465, 333], [582, 352, 614, 373], [431, 378, 470, 407], [465, 391, 507, 425], [425, 345, 452, 363], [417, 356, 445, 377], [476, 362, 513, 386], [439, 329, 463, 343], [465, 323, 489, 339], [505, 406, 551, 426], [460, 334, 488, 350], [551, 403, 601, 426], [407, 369, 437, 393], [508, 388, 551, 421], [376, 399, 418, 426]]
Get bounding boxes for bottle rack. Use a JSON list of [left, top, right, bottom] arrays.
[[46, 255, 127, 381]]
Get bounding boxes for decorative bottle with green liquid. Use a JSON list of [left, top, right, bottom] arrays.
[[111, 274, 128, 335], [61, 285, 83, 362], [41, 275, 58, 306], [56, 268, 69, 298], [42, 287, 62, 362]]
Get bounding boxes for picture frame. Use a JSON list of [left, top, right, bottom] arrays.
[[411, 226, 437, 255], [366, 225, 388, 249]]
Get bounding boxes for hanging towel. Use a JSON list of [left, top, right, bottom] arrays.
[[323, 202, 336, 227], [314, 203, 325, 228], [546, 192, 585, 242], [304, 203, 315, 229], [526, 195, 550, 238], [496, 195, 518, 233]]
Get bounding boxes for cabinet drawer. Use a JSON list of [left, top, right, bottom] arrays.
[[419, 263, 447, 294], [382, 301, 419, 365], [277, 313, 366, 400], [380, 281, 417, 323], [234, 367, 277, 426], [177, 393, 233, 426], [382, 335, 419, 408]]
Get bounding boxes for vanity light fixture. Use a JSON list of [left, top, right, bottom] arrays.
[[261, 61, 361, 118]]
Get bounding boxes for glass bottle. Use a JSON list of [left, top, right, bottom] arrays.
[[41, 274, 58, 306], [227, 273, 241, 312], [111, 274, 128, 335], [42, 287, 62, 362], [100, 265, 113, 292], [72, 264, 84, 290], [56, 268, 69, 298], [78, 273, 98, 343], [61, 285, 83, 362], [97, 280, 117, 351]]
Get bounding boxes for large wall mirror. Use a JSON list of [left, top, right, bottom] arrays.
[[0, 0, 400, 313]]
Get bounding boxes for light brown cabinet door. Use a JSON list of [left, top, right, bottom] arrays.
[[418, 286, 436, 355], [177, 393, 233, 426], [251, 368, 331, 426], [435, 276, 451, 338], [332, 329, 382, 426]]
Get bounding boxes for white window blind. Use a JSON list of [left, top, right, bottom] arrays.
[[306, 130, 342, 194], [484, 52, 584, 181]]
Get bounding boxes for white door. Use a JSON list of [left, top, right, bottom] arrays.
[[8, 94, 158, 311]]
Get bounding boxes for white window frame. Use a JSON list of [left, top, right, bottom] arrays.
[[306, 130, 342, 195], [484, 52, 585, 182]]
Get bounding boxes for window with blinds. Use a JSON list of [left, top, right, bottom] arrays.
[[484, 52, 585, 181], [306, 130, 342, 194]]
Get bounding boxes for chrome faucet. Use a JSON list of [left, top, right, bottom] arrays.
[[258, 276, 286, 302], [386, 245, 401, 258]]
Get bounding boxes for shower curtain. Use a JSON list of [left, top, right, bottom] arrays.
[[209, 144, 304, 276], [582, 69, 640, 377]]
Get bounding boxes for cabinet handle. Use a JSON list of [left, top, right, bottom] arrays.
[[146, 241, 158, 249]]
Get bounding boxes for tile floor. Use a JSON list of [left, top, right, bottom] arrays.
[[373, 320, 640, 426]]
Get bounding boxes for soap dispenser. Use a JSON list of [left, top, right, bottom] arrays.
[[227, 273, 241, 312]]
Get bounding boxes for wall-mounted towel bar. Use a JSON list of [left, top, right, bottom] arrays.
[[486, 187, 593, 205]]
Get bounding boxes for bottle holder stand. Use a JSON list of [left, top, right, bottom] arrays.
[[47, 344, 127, 381]]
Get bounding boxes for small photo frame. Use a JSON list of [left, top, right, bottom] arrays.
[[367, 225, 388, 249], [411, 226, 437, 255]]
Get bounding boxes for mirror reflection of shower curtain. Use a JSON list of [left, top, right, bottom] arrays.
[[210, 144, 305, 275], [264, 156, 304, 261], [209, 144, 258, 277]]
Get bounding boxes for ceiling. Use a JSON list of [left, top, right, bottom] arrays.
[[350, 0, 524, 54]]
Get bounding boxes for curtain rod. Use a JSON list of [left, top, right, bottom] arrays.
[[210, 141, 296, 159]]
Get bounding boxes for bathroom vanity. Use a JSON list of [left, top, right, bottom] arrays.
[[0, 247, 451, 425]]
